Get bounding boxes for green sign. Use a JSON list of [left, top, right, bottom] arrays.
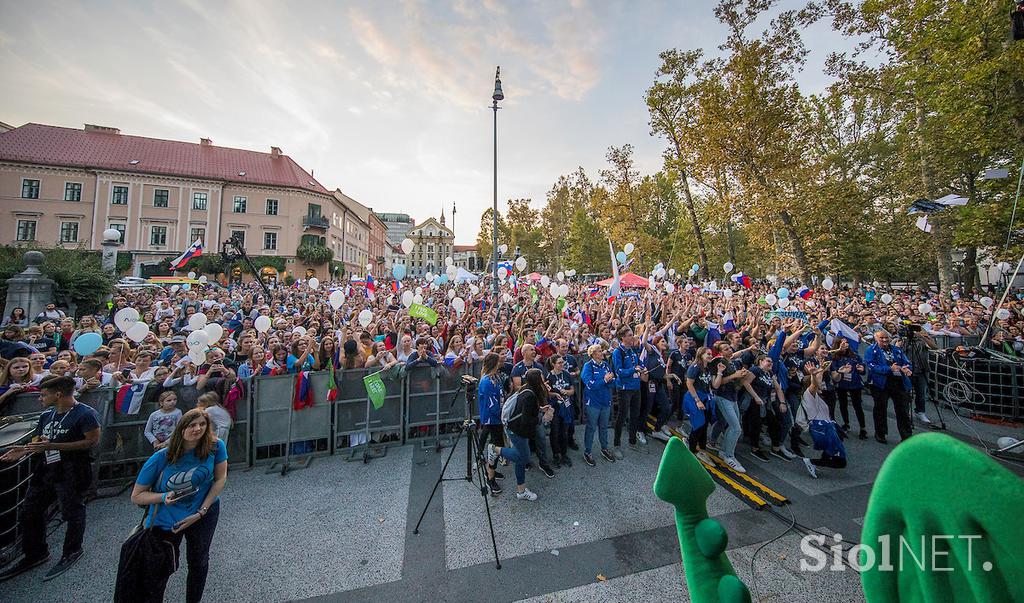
[[409, 303, 438, 325], [363, 371, 387, 409]]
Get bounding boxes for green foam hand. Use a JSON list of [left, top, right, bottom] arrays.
[[861, 433, 1024, 603], [654, 437, 751, 603]]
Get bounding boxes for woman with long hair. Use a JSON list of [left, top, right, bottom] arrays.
[[317, 336, 339, 371], [545, 354, 575, 468], [1, 307, 28, 328], [69, 315, 100, 347], [0, 357, 37, 404], [476, 352, 506, 496], [484, 368, 549, 502], [364, 341, 398, 369], [236, 346, 272, 380], [683, 346, 717, 462], [130, 408, 228, 603], [830, 337, 867, 439]]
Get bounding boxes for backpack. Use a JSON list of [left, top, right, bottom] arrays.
[[501, 389, 524, 426]]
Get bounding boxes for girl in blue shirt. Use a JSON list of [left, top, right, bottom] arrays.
[[476, 352, 506, 495]]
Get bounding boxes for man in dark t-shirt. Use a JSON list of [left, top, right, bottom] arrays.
[[0, 376, 101, 582]]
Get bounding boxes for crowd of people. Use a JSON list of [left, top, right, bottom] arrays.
[[0, 267, 1021, 593]]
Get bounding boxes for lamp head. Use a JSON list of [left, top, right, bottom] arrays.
[[492, 66, 504, 102]]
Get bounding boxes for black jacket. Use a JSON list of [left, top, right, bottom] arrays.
[[507, 388, 540, 439]]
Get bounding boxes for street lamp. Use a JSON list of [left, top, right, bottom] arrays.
[[491, 66, 503, 299]]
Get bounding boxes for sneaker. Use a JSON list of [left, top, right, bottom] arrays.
[[770, 448, 794, 462], [695, 451, 712, 465], [706, 440, 720, 453], [485, 444, 499, 467], [780, 446, 799, 460], [42, 550, 82, 581], [498, 455, 509, 466], [651, 429, 671, 443], [584, 453, 596, 466], [859, 429, 868, 440], [525, 462, 533, 471], [724, 456, 747, 473], [636, 432, 648, 445], [802, 457, 818, 478], [0, 554, 50, 582], [841, 423, 850, 432], [487, 479, 502, 496], [875, 435, 888, 444], [492, 470, 505, 481], [552, 456, 562, 468], [751, 449, 771, 463], [516, 488, 538, 501], [600, 449, 616, 463], [612, 448, 624, 460], [562, 454, 573, 468], [759, 433, 772, 448], [915, 412, 932, 424], [539, 464, 555, 479], [790, 444, 804, 458], [567, 438, 579, 451]]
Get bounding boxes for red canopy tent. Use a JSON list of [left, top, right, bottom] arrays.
[[523, 272, 543, 283], [595, 272, 649, 288]]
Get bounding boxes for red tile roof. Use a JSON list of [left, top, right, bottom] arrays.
[[453, 245, 478, 252], [0, 123, 331, 195]]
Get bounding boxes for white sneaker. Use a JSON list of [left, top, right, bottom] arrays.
[[706, 440, 720, 453], [802, 457, 818, 478], [651, 430, 671, 443], [724, 456, 746, 474], [780, 447, 798, 460], [915, 412, 932, 424], [485, 443, 499, 467], [516, 488, 538, 501], [695, 451, 713, 465], [636, 432, 648, 445]]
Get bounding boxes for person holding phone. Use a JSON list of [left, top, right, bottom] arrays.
[[130, 408, 228, 603]]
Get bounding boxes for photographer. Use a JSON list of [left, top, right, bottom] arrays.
[[903, 324, 937, 425], [0, 375, 100, 582]]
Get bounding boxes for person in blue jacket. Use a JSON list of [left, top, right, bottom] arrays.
[[476, 352, 506, 496], [580, 344, 616, 466], [611, 326, 644, 451], [683, 347, 717, 462], [830, 338, 868, 439], [863, 330, 913, 443]]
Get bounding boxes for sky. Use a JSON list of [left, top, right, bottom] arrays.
[[0, 0, 849, 245]]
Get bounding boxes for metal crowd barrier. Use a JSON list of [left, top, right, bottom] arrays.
[[927, 349, 1023, 421]]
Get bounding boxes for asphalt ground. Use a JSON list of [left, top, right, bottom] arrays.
[[4, 394, 1021, 602]]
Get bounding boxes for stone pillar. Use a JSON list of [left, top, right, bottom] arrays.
[[100, 228, 122, 276], [4, 251, 55, 323]]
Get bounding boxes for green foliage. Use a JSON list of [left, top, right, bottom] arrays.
[[296, 244, 333, 265], [0, 245, 115, 316], [284, 275, 296, 286]]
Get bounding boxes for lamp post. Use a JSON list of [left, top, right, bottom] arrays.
[[491, 66, 503, 299]]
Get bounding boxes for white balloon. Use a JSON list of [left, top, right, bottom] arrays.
[[549, 283, 560, 297], [186, 330, 209, 350], [415, 287, 423, 296], [499, 244, 508, 254], [821, 277, 835, 291], [979, 296, 994, 308], [329, 290, 346, 309], [541, 275, 551, 288], [624, 243, 635, 255], [445, 257, 454, 266], [170, 285, 180, 294], [688, 268, 696, 277], [502, 293, 512, 302], [188, 347, 207, 364], [425, 272, 434, 281], [358, 309, 373, 327], [777, 298, 790, 309], [709, 280, 718, 291], [723, 288, 733, 299], [559, 284, 570, 297], [114, 308, 140, 332], [198, 275, 208, 284], [292, 326, 307, 337], [881, 293, 893, 304], [413, 294, 423, 305], [308, 277, 320, 291], [402, 290, 414, 308], [470, 284, 479, 295], [664, 282, 675, 294], [566, 269, 576, 277], [497, 267, 508, 280], [806, 300, 815, 308], [447, 289, 456, 300], [557, 272, 564, 282], [401, 238, 415, 254], [204, 323, 224, 342], [446, 265, 457, 278], [668, 269, 675, 276], [918, 303, 933, 315], [723, 262, 734, 273], [515, 257, 527, 272], [452, 297, 466, 314], [126, 322, 149, 343], [187, 271, 196, 279], [765, 294, 778, 306], [188, 313, 207, 331], [996, 308, 1011, 320], [254, 315, 272, 333], [430, 282, 439, 290]]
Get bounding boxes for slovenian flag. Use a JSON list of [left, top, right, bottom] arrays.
[[731, 272, 752, 289], [705, 321, 722, 348], [326, 359, 339, 402], [391, 280, 400, 294], [797, 287, 813, 300], [293, 371, 314, 410], [607, 239, 621, 303], [577, 309, 592, 326], [511, 273, 519, 296], [826, 318, 861, 351], [365, 273, 376, 301], [721, 312, 737, 333], [115, 383, 147, 414], [169, 239, 203, 270], [587, 286, 600, 298]]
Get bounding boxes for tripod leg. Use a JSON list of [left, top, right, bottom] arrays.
[[469, 434, 502, 570], [413, 426, 465, 535]]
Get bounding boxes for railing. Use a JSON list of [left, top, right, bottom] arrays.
[[302, 215, 330, 229]]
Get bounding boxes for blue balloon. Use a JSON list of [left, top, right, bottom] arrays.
[[777, 287, 790, 299], [182, 283, 191, 291], [392, 264, 407, 280], [616, 251, 627, 264], [692, 264, 700, 272], [438, 274, 449, 284], [73, 332, 102, 356]]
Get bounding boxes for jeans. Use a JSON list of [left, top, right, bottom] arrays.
[[584, 404, 610, 454], [22, 461, 90, 560], [533, 421, 553, 466], [152, 501, 221, 603], [500, 432, 532, 485], [650, 381, 672, 430], [911, 373, 930, 414], [774, 398, 793, 448], [711, 396, 741, 458], [871, 383, 913, 441], [613, 389, 641, 445], [477, 423, 505, 469]]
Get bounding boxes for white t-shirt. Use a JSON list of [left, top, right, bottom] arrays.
[[204, 404, 232, 442], [802, 389, 831, 422]]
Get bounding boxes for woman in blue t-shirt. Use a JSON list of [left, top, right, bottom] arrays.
[[131, 407, 228, 603], [683, 346, 716, 460]]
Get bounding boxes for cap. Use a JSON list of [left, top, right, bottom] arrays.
[[170, 335, 186, 343]]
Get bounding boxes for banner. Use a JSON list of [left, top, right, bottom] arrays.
[[765, 310, 809, 322], [363, 371, 387, 410], [409, 303, 438, 325]]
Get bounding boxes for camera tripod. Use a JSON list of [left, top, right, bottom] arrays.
[[412, 416, 502, 570]]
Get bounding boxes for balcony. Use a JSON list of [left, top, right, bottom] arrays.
[[302, 215, 330, 230]]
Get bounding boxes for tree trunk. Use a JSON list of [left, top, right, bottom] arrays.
[[963, 246, 978, 292], [915, 101, 954, 294], [778, 210, 811, 283], [668, 135, 710, 279], [725, 217, 737, 266]]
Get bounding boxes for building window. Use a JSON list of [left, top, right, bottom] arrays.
[[64, 182, 82, 201], [21, 179, 40, 199], [231, 230, 245, 247], [59, 222, 79, 243], [150, 225, 167, 246], [109, 223, 126, 244], [190, 227, 205, 244], [192, 191, 208, 210], [233, 196, 247, 213], [266, 199, 279, 215], [154, 189, 169, 208], [307, 203, 322, 218], [263, 232, 277, 250], [112, 185, 129, 205], [16, 220, 36, 242]]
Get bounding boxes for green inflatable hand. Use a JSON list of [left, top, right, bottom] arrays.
[[654, 437, 751, 603]]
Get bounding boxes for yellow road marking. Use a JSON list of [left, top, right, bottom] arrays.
[[664, 426, 768, 509]]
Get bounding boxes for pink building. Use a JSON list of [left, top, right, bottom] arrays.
[[0, 122, 359, 281]]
